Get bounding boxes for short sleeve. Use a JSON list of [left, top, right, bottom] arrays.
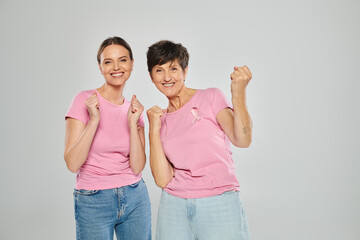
[[65, 92, 90, 124], [209, 88, 232, 117]]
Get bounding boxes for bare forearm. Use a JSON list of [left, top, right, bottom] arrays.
[[149, 129, 174, 188], [64, 120, 99, 173], [129, 125, 146, 175], [232, 91, 253, 147]]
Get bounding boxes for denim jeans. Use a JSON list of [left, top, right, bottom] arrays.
[[74, 179, 151, 240], [156, 190, 250, 240]]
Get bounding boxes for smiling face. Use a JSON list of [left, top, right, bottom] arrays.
[[98, 44, 133, 87], [150, 59, 188, 98]]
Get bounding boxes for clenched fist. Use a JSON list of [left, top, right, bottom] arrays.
[[86, 92, 100, 122], [147, 106, 166, 133], [230, 65, 252, 97], [128, 95, 144, 126]]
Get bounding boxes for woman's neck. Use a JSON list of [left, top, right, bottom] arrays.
[[97, 84, 125, 105], [167, 87, 197, 113]]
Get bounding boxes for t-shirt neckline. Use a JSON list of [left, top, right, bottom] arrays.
[[94, 89, 126, 107], [164, 89, 200, 116]]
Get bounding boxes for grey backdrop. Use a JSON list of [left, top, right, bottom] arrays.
[[1, 0, 359, 239]]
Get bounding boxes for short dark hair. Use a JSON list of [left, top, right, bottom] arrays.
[[97, 36, 133, 64], [147, 40, 189, 73]]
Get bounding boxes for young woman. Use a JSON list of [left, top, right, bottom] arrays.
[[146, 40, 252, 240], [64, 37, 151, 240]]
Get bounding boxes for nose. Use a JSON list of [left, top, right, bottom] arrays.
[[113, 62, 120, 70], [164, 71, 171, 82]]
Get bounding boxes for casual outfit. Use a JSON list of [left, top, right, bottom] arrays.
[[157, 88, 250, 240], [66, 89, 151, 240]]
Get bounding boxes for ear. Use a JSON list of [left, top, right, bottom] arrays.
[[149, 72, 155, 83], [131, 59, 134, 71], [183, 66, 189, 80]]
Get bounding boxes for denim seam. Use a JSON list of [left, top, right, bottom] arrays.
[[187, 199, 198, 239], [117, 187, 127, 220], [74, 194, 80, 240]]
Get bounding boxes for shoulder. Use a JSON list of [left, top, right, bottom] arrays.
[[190, 88, 224, 103], [201, 88, 225, 99], [76, 89, 95, 98], [203, 88, 231, 114], [66, 90, 95, 122], [71, 89, 95, 102], [123, 98, 131, 104], [122, 98, 131, 108], [200, 87, 223, 95], [68, 90, 95, 109], [206, 87, 223, 94]]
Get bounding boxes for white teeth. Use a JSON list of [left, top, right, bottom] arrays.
[[112, 73, 123, 77], [163, 83, 174, 86]]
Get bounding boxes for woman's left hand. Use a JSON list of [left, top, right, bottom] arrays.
[[128, 95, 144, 126], [230, 65, 252, 97]]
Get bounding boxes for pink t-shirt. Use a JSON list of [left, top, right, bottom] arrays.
[[161, 88, 240, 198], [65, 89, 144, 190]]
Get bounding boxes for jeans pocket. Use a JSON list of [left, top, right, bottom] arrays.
[[74, 189, 99, 196], [222, 190, 237, 195], [129, 181, 140, 188]]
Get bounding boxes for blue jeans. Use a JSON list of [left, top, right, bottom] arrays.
[[156, 190, 250, 240], [74, 179, 151, 240]]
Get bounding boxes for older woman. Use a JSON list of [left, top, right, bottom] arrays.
[[147, 40, 252, 240], [64, 36, 151, 240]]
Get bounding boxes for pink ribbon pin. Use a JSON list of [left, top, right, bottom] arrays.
[[191, 107, 200, 123]]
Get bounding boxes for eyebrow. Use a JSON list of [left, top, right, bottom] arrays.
[[103, 56, 129, 61]]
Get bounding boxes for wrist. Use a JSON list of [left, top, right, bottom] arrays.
[[232, 91, 245, 100], [88, 118, 100, 126], [129, 122, 139, 131], [231, 87, 246, 96], [149, 126, 160, 135], [128, 114, 141, 125]]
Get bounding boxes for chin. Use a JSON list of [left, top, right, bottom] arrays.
[[108, 79, 127, 86]]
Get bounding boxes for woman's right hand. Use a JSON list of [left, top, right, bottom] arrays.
[[86, 92, 100, 122], [147, 106, 165, 132]]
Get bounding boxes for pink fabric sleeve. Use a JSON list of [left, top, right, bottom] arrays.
[[65, 92, 90, 124], [210, 88, 232, 117]]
